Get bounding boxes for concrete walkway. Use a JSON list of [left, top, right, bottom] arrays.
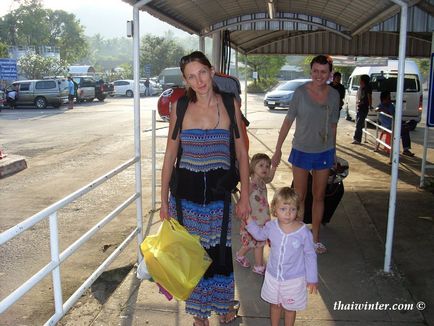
[[60, 107, 433, 326]]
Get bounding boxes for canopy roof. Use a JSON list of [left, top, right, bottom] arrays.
[[124, 0, 434, 57]]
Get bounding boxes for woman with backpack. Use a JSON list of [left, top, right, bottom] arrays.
[[159, 51, 250, 326]]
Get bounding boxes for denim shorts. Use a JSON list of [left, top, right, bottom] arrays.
[[288, 148, 335, 170]]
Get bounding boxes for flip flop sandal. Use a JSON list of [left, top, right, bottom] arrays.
[[252, 265, 266, 275], [235, 252, 250, 268], [219, 300, 240, 324], [193, 316, 209, 326]]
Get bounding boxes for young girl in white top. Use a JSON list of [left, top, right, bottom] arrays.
[[246, 187, 318, 326], [235, 153, 276, 275]]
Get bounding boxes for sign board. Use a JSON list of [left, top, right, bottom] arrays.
[[0, 59, 18, 80], [252, 71, 258, 79], [144, 64, 152, 78], [427, 53, 434, 127]]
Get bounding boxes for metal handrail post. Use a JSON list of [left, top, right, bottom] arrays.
[[49, 212, 63, 320], [152, 109, 157, 210]]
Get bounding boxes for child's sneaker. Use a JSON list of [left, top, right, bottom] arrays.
[[252, 265, 266, 275], [235, 252, 250, 268]]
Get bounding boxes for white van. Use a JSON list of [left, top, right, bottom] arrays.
[[345, 60, 422, 128]]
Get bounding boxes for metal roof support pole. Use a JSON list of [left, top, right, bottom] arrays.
[[244, 54, 248, 117], [199, 36, 205, 53], [132, 0, 151, 263], [420, 33, 434, 187], [384, 0, 408, 273], [235, 51, 239, 78], [212, 32, 222, 72]]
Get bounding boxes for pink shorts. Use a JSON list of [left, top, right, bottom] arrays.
[[261, 272, 307, 311]]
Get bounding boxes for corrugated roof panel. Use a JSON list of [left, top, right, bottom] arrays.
[[123, 0, 433, 57]]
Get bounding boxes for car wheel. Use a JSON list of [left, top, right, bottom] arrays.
[[267, 105, 276, 110], [35, 97, 48, 109], [97, 96, 106, 102], [126, 90, 133, 97]]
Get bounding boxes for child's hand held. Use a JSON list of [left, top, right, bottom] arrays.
[[307, 283, 318, 294]]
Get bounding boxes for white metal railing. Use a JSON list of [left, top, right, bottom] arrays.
[[151, 108, 169, 210], [363, 111, 394, 159], [0, 157, 143, 325]]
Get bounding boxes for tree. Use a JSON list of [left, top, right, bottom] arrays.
[[19, 53, 67, 79], [87, 35, 132, 71], [140, 34, 186, 77], [0, 0, 88, 64], [246, 55, 286, 83], [0, 41, 8, 57]]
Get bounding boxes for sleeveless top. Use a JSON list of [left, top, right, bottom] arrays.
[[175, 128, 231, 204]]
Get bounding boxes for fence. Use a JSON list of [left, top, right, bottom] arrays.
[[362, 111, 394, 158], [0, 158, 143, 325]]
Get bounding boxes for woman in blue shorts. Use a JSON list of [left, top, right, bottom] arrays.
[[271, 55, 340, 254]]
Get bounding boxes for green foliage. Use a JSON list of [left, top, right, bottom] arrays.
[[140, 34, 186, 77], [18, 53, 67, 79], [0, 0, 88, 64], [246, 78, 278, 93], [108, 63, 133, 80], [87, 35, 132, 71], [246, 55, 286, 81], [302, 55, 314, 76], [413, 58, 430, 84], [0, 41, 8, 57]]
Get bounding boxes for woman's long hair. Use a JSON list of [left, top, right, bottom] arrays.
[[179, 51, 219, 102]]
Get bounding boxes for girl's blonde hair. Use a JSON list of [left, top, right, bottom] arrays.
[[249, 153, 271, 176], [270, 187, 302, 219]]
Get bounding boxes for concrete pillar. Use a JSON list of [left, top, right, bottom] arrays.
[[199, 36, 205, 52], [212, 32, 221, 72]]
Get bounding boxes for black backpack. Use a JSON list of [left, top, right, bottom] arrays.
[[170, 91, 241, 193]]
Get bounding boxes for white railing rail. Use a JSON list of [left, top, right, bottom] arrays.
[[363, 111, 394, 158], [0, 157, 141, 325]]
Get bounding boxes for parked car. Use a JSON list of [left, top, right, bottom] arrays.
[[0, 89, 5, 109], [264, 79, 311, 110], [140, 78, 163, 96], [345, 60, 422, 129], [72, 76, 111, 102], [111, 80, 145, 97], [158, 67, 184, 90], [4, 79, 69, 109]]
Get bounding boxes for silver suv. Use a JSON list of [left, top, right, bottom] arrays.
[[7, 79, 69, 109]]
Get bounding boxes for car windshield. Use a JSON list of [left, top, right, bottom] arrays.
[[370, 73, 420, 92], [276, 80, 308, 91]]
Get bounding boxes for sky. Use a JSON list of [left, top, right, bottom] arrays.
[[1, 0, 191, 39]]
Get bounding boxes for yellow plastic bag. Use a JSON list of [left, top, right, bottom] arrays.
[[140, 218, 212, 300]]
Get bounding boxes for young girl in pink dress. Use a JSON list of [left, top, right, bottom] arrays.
[[235, 153, 276, 275]]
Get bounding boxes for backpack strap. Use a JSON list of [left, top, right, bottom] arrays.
[[171, 95, 189, 225], [220, 92, 240, 139], [219, 92, 240, 266], [171, 95, 190, 140]]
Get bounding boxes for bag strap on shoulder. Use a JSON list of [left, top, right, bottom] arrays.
[[220, 92, 240, 139], [171, 95, 190, 140]]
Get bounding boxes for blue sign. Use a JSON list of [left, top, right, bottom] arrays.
[[0, 59, 18, 80], [427, 53, 434, 127], [144, 64, 151, 78]]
